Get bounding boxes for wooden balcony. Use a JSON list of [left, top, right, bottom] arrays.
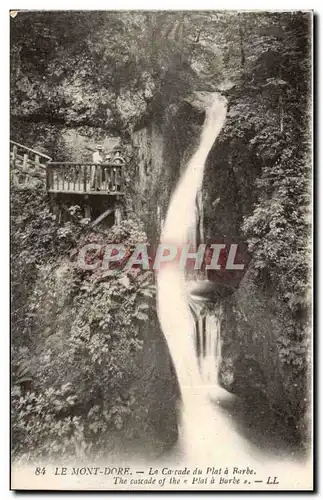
[[46, 162, 125, 196], [10, 139, 126, 202]]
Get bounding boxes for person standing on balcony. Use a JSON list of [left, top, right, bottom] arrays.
[[104, 152, 112, 191], [91, 144, 103, 190], [112, 149, 125, 192]]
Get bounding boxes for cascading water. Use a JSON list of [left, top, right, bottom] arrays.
[[189, 297, 223, 397], [156, 93, 251, 463], [154, 93, 309, 487]]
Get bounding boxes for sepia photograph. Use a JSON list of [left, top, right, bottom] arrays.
[[10, 9, 313, 491]]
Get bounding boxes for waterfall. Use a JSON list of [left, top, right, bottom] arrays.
[[156, 93, 250, 462], [153, 93, 309, 485]]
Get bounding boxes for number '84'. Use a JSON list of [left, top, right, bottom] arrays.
[[35, 467, 46, 475]]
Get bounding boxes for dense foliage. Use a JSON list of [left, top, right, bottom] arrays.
[[11, 184, 158, 461], [223, 14, 311, 389]]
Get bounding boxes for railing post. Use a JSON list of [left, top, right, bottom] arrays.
[[99, 165, 103, 190], [83, 165, 87, 192], [35, 154, 40, 168], [94, 165, 97, 191], [23, 153, 28, 170], [121, 164, 125, 192], [111, 166, 115, 191], [73, 165, 76, 191], [12, 145, 17, 167], [46, 165, 50, 191], [78, 165, 82, 191], [46, 164, 53, 191]]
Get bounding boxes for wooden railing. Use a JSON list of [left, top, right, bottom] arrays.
[[10, 140, 52, 169], [46, 162, 125, 195], [10, 141, 126, 196], [10, 140, 52, 188]]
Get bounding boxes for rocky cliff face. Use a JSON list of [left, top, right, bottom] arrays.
[[130, 103, 203, 246]]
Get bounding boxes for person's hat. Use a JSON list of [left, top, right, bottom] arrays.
[[96, 144, 103, 150]]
